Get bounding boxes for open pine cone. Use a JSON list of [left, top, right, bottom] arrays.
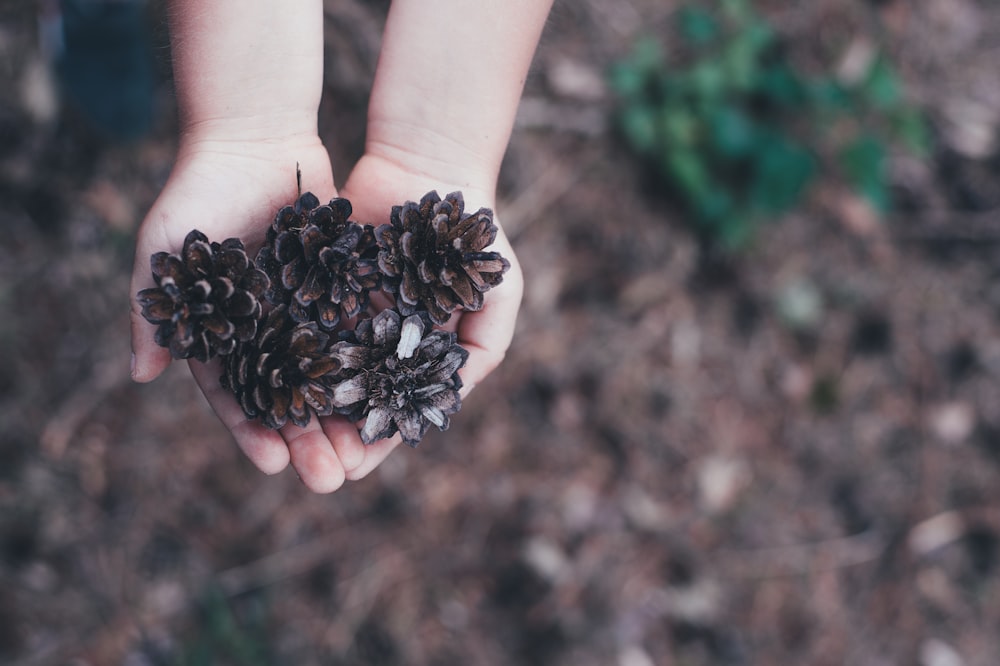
[[136, 229, 268, 362], [329, 308, 468, 447], [221, 305, 341, 429], [375, 190, 510, 325], [256, 192, 380, 330]]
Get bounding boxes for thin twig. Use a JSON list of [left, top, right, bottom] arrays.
[[711, 530, 886, 579]]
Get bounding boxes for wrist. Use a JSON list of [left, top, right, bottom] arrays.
[[178, 109, 320, 147], [169, 0, 324, 145], [348, 152, 496, 209], [174, 128, 326, 166], [361, 123, 499, 203]]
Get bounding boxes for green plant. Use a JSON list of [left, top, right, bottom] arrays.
[[173, 588, 272, 666], [610, 0, 928, 249]]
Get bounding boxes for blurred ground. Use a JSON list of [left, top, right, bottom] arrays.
[[2, 1, 1000, 664]]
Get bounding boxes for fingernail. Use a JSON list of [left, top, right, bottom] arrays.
[[130, 353, 137, 379]]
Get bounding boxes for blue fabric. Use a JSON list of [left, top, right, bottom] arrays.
[[57, 0, 155, 140]]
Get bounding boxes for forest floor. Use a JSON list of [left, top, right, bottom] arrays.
[[1, 1, 1000, 664]]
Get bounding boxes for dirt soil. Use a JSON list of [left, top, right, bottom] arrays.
[[2, 1, 1000, 664]]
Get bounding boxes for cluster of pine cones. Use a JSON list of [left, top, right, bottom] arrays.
[[136, 190, 509, 447]]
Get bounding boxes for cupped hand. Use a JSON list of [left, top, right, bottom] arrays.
[[331, 153, 525, 478], [130, 136, 364, 491]]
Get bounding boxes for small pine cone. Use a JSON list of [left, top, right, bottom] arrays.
[[221, 305, 341, 429], [256, 193, 381, 330], [329, 309, 468, 447], [375, 191, 510, 325], [256, 191, 320, 306], [136, 230, 269, 362]]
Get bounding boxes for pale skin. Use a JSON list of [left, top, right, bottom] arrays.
[[129, 0, 553, 492]]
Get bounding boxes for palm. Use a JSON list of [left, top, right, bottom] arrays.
[[130, 139, 350, 483], [340, 154, 524, 393], [131, 141, 336, 272]]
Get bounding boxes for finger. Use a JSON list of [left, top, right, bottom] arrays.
[[129, 306, 172, 383], [344, 434, 402, 482], [188, 359, 291, 475], [457, 283, 523, 391], [319, 414, 367, 476], [280, 418, 346, 494], [129, 223, 174, 383]]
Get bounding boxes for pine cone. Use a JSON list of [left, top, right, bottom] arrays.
[[136, 230, 269, 362], [256, 191, 320, 306], [256, 192, 381, 330], [221, 305, 341, 429], [329, 309, 468, 447], [375, 191, 510, 325]]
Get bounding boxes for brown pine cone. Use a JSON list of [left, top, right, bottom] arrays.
[[256, 193, 380, 330], [256, 191, 320, 306], [221, 305, 341, 429], [375, 191, 510, 325], [329, 308, 468, 447], [136, 230, 269, 362]]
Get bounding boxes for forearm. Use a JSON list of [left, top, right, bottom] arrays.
[[168, 0, 325, 143], [365, 0, 554, 191]]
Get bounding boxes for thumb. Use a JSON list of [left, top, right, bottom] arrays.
[[129, 229, 172, 383], [129, 302, 171, 383]]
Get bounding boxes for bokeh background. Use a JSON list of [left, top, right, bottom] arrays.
[[2, 0, 1000, 664]]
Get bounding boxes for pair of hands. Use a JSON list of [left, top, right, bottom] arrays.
[[129, 134, 523, 493]]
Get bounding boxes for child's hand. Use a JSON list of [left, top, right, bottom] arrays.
[[129, 138, 368, 492], [324, 153, 525, 480]]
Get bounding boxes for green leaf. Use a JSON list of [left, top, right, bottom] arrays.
[[679, 6, 719, 45], [891, 107, 931, 158], [609, 63, 645, 99], [759, 63, 808, 107], [664, 147, 710, 200], [661, 107, 699, 146], [841, 134, 888, 211], [693, 188, 734, 227], [721, 24, 771, 90], [708, 105, 757, 158], [861, 55, 900, 110], [718, 212, 756, 249], [620, 104, 658, 152], [809, 79, 853, 115], [721, 0, 752, 23], [749, 133, 816, 214], [609, 38, 663, 97], [689, 60, 728, 101]]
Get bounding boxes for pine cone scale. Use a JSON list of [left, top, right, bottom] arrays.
[[281, 256, 304, 291], [184, 238, 213, 274], [295, 267, 325, 305], [225, 289, 256, 318], [360, 405, 394, 444], [136, 289, 174, 321], [289, 299, 314, 325], [217, 247, 249, 276], [208, 276, 235, 301], [315, 300, 340, 329], [333, 374, 368, 407], [394, 407, 428, 448]]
